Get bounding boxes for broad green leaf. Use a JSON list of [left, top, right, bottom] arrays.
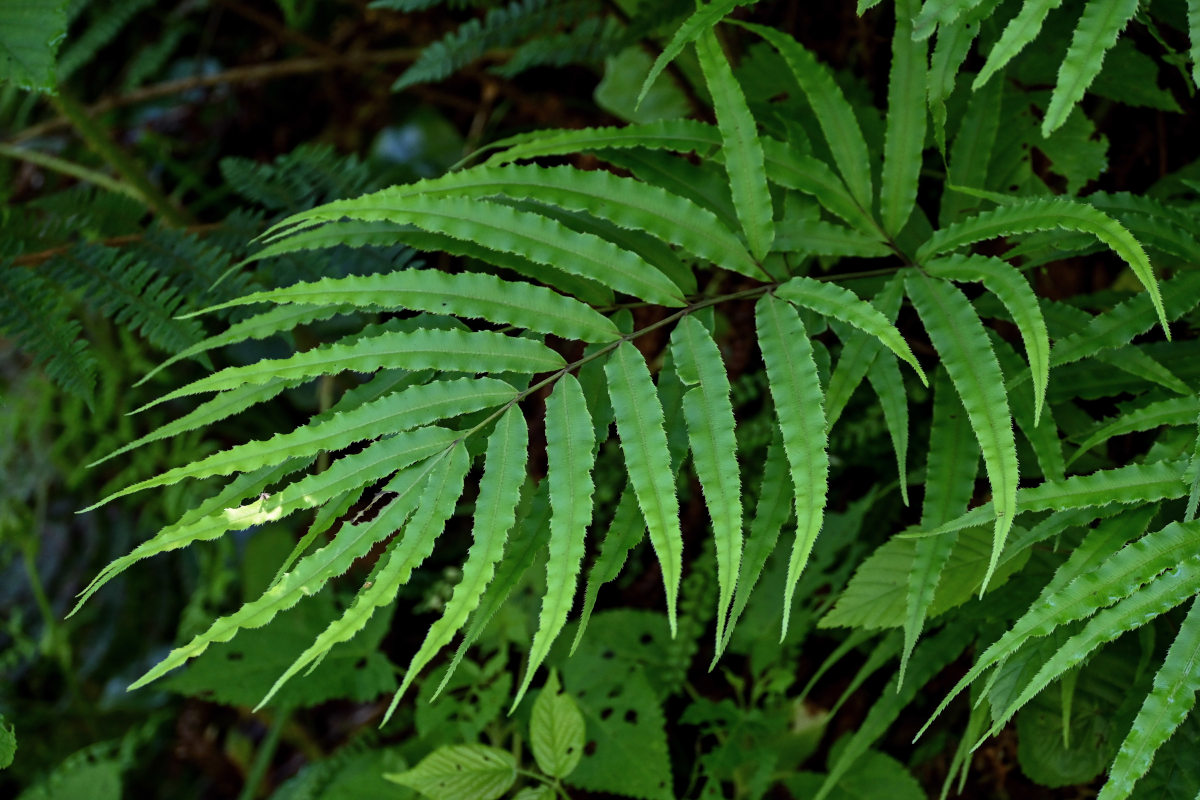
[[984, 555, 1200, 742], [927, 254, 1050, 424], [514, 375, 595, 709], [777, 275, 926, 385], [303, 443, 470, 720], [128, 457, 436, 693], [670, 316, 742, 648], [635, 0, 750, 108], [905, 273, 1018, 594], [385, 744, 516, 800], [881, 0, 927, 235], [0, 0, 67, 91], [717, 431, 792, 660], [918, 518, 1200, 739], [902, 368, 978, 682], [1043, 0, 1140, 136], [696, 28, 775, 262], [189, 270, 620, 343], [530, 670, 586, 779], [1100, 598, 1200, 800], [395, 407, 528, 703], [606, 341, 683, 634], [134, 328, 564, 414], [974, 0, 1067, 89], [772, 220, 892, 257], [917, 197, 1168, 336], [266, 195, 686, 307], [756, 294, 829, 638], [264, 165, 764, 282], [98, 378, 514, 504], [75, 427, 459, 611], [740, 23, 874, 209], [1071, 396, 1200, 467]]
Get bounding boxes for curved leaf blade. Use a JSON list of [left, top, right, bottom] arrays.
[[881, 0, 928, 236]]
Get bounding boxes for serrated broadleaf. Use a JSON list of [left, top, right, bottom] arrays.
[[530, 670, 586, 779], [385, 744, 516, 800]]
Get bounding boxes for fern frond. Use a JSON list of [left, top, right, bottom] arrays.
[[571, 484, 646, 653], [903, 368, 978, 683], [514, 375, 595, 709], [756, 293, 829, 638], [917, 197, 1169, 337], [265, 195, 686, 306], [1190, 0, 1200, 85], [867, 353, 911, 505], [133, 328, 564, 415], [772, 219, 892, 256], [1070, 396, 1200, 467], [670, 316, 743, 649], [1043, 0, 1140, 136], [716, 430, 792, 660], [881, 0, 927, 236], [759, 144, 879, 234], [1100, 597, 1200, 799], [190, 269, 621, 344], [917, 517, 1200, 739], [696, 28, 775, 262], [0, 265, 96, 400], [98, 379, 516, 503], [128, 456, 436, 693], [926, 254, 1050, 424], [77, 427, 459, 609], [929, 2, 1002, 159], [824, 275, 906, 429], [905, 273, 1018, 594], [912, 0, 985, 40], [983, 549, 1200, 741], [636, 0, 752, 108], [481, 120, 721, 166], [777, 275, 926, 384], [974, 0, 1067, 89], [606, 341, 684, 634], [741, 23, 874, 209], [56, 0, 155, 82], [395, 407, 528, 704], [393, 0, 599, 91]]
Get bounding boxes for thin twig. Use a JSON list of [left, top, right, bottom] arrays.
[[0, 142, 139, 200]]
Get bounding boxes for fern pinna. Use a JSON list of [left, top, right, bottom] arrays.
[[77, 3, 1200, 797]]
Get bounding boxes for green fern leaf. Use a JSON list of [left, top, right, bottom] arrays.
[[135, 328, 565, 414], [759, 144, 879, 234], [276, 165, 764, 281], [128, 456, 436, 693], [1190, 0, 1200, 85], [985, 549, 1200, 741], [917, 197, 1169, 340], [606, 341, 684, 634], [189, 269, 621, 344], [716, 430, 792, 660], [1188, 418, 1200, 523], [696, 28, 775, 262], [76, 427, 459, 610], [1043, 0, 1140, 136], [881, 0, 927, 235], [266, 195, 686, 307], [912, 0, 985, 40], [777, 275, 926, 384], [571, 484, 646, 653], [1050, 270, 1200, 368], [514, 375, 595, 709], [297, 443, 470, 718], [481, 120, 721, 166], [903, 367, 979, 682], [741, 23, 873, 210], [987, 333, 1065, 483], [395, 407, 528, 704], [1100, 597, 1200, 799], [97, 378, 515, 505], [635, 0, 751, 108], [772, 220, 893, 257], [825, 275, 906, 429], [927, 254, 1050, 424], [938, 57, 1002, 211], [918, 517, 1200, 739], [867, 354, 912, 506], [974, 0, 1067, 89], [905, 273, 1018, 594], [756, 293, 829, 638], [670, 316, 743, 648], [1070, 396, 1200, 467]]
